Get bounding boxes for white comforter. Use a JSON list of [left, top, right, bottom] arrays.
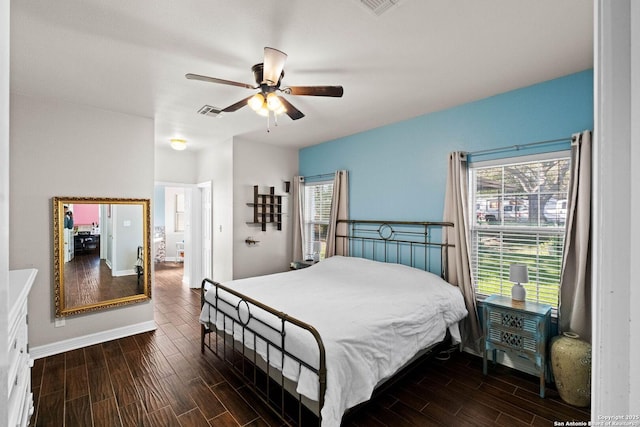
[[199, 256, 468, 426]]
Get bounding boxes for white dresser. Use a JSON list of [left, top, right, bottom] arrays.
[[8, 269, 37, 427]]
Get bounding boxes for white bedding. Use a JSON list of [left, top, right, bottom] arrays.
[[199, 255, 468, 427]]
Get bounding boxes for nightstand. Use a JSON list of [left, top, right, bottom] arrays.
[[482, 295, 552, 398]]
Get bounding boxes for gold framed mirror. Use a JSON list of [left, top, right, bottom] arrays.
[[53, 197, 151, 316]]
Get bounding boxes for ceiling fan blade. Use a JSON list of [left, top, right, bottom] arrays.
[[285, 86, 344, 97], [186, 73, 256, 89], [221, 95, 254, 112], [278, 97, 305, 120], [263, 47, 287, 86]]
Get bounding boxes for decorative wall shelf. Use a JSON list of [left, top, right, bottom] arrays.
[[247, 185, 282, 231]]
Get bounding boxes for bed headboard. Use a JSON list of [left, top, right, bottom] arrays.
[[335, 219, 455, 280]]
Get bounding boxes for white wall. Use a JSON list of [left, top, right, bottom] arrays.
[[593, 0, 640, 416], [162, 137, 297, 282], [1, 0, 11, 422], [197, 139, 234, 282], [155, 146, 198, 184], [232, 138, 298, 279], [112, 204, 144, 276], [9, 93, 155, 349]]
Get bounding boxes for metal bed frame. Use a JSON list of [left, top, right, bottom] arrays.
[[200, 219, 454, 426]]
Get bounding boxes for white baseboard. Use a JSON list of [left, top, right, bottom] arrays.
[[30, 320, 157, 360], [113, 269, 136, 277]]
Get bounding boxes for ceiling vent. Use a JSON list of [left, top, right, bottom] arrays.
[[359, 0, 402, 16], [197, 105, 223, 118]]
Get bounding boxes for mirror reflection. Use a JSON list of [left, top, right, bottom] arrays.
[[54, 197, 151, 316]]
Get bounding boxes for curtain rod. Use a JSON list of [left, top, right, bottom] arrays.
[[466, 137, 571, 157], [302, 172, 336, 180]]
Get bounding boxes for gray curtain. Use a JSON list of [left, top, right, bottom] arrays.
[[443, 151, 483, 352], [559, 130, 592, 342], [325, 170, 349, 257], [291, 176, 305, 261]]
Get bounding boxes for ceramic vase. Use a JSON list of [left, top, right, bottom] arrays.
[[550, 332, 591, 407]]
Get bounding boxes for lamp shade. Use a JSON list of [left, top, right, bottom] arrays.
[[263, 47, 287, 86], [266, 92, 282, 110], [248, 93, 265, 111], [509, 263, 529, 283]]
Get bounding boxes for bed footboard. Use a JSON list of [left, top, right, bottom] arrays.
[[200, 278, 327, 426]]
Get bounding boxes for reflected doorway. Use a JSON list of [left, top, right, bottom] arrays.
[[60, 200, 148, 313]]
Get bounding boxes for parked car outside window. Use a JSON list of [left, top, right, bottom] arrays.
[[484, 204, 528, 223], [503, 205, 529, 222], [544, 199, 567, 224]]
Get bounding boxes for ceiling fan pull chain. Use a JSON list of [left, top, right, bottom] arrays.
[[266, 111, 271, 133]]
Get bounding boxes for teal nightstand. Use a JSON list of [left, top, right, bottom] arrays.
[[482, 295, 552, 398]]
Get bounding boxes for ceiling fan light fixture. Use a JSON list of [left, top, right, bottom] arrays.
[[248, 93, 265, 111], [186, 46, 340, 124], [273, 104, 287, 115], [256, 106, 270, 117], [266, 93, 283, 111], [170, 138, 187, 151]]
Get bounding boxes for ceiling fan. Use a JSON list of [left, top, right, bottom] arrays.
[[186, 47, 343, 123]]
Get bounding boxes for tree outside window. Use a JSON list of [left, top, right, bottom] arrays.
[[470, 154, 570, 308]]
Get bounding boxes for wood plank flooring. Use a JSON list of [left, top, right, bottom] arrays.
[[31, 262, 590, 426], [64, 252, 141, 308]]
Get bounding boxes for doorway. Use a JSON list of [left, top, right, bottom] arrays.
[[153, 185, 186, 284], [153, 181, 213, 288]]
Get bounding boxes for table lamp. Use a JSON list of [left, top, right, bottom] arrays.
[[509, 263, 528, 301]]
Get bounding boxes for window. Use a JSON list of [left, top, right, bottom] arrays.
[[303, 180, 334, 260], [175, 193, 185, 232], [470, 153, 571, 308]]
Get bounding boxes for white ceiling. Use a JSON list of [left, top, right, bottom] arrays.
[[10, 1, 593, 151]]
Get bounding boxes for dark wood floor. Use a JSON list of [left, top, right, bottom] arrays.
[[64, 252, 140, 308], [31, 262, 590, 426]]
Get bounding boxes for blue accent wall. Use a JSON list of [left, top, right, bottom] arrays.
[[299, 70, 593, 221]]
